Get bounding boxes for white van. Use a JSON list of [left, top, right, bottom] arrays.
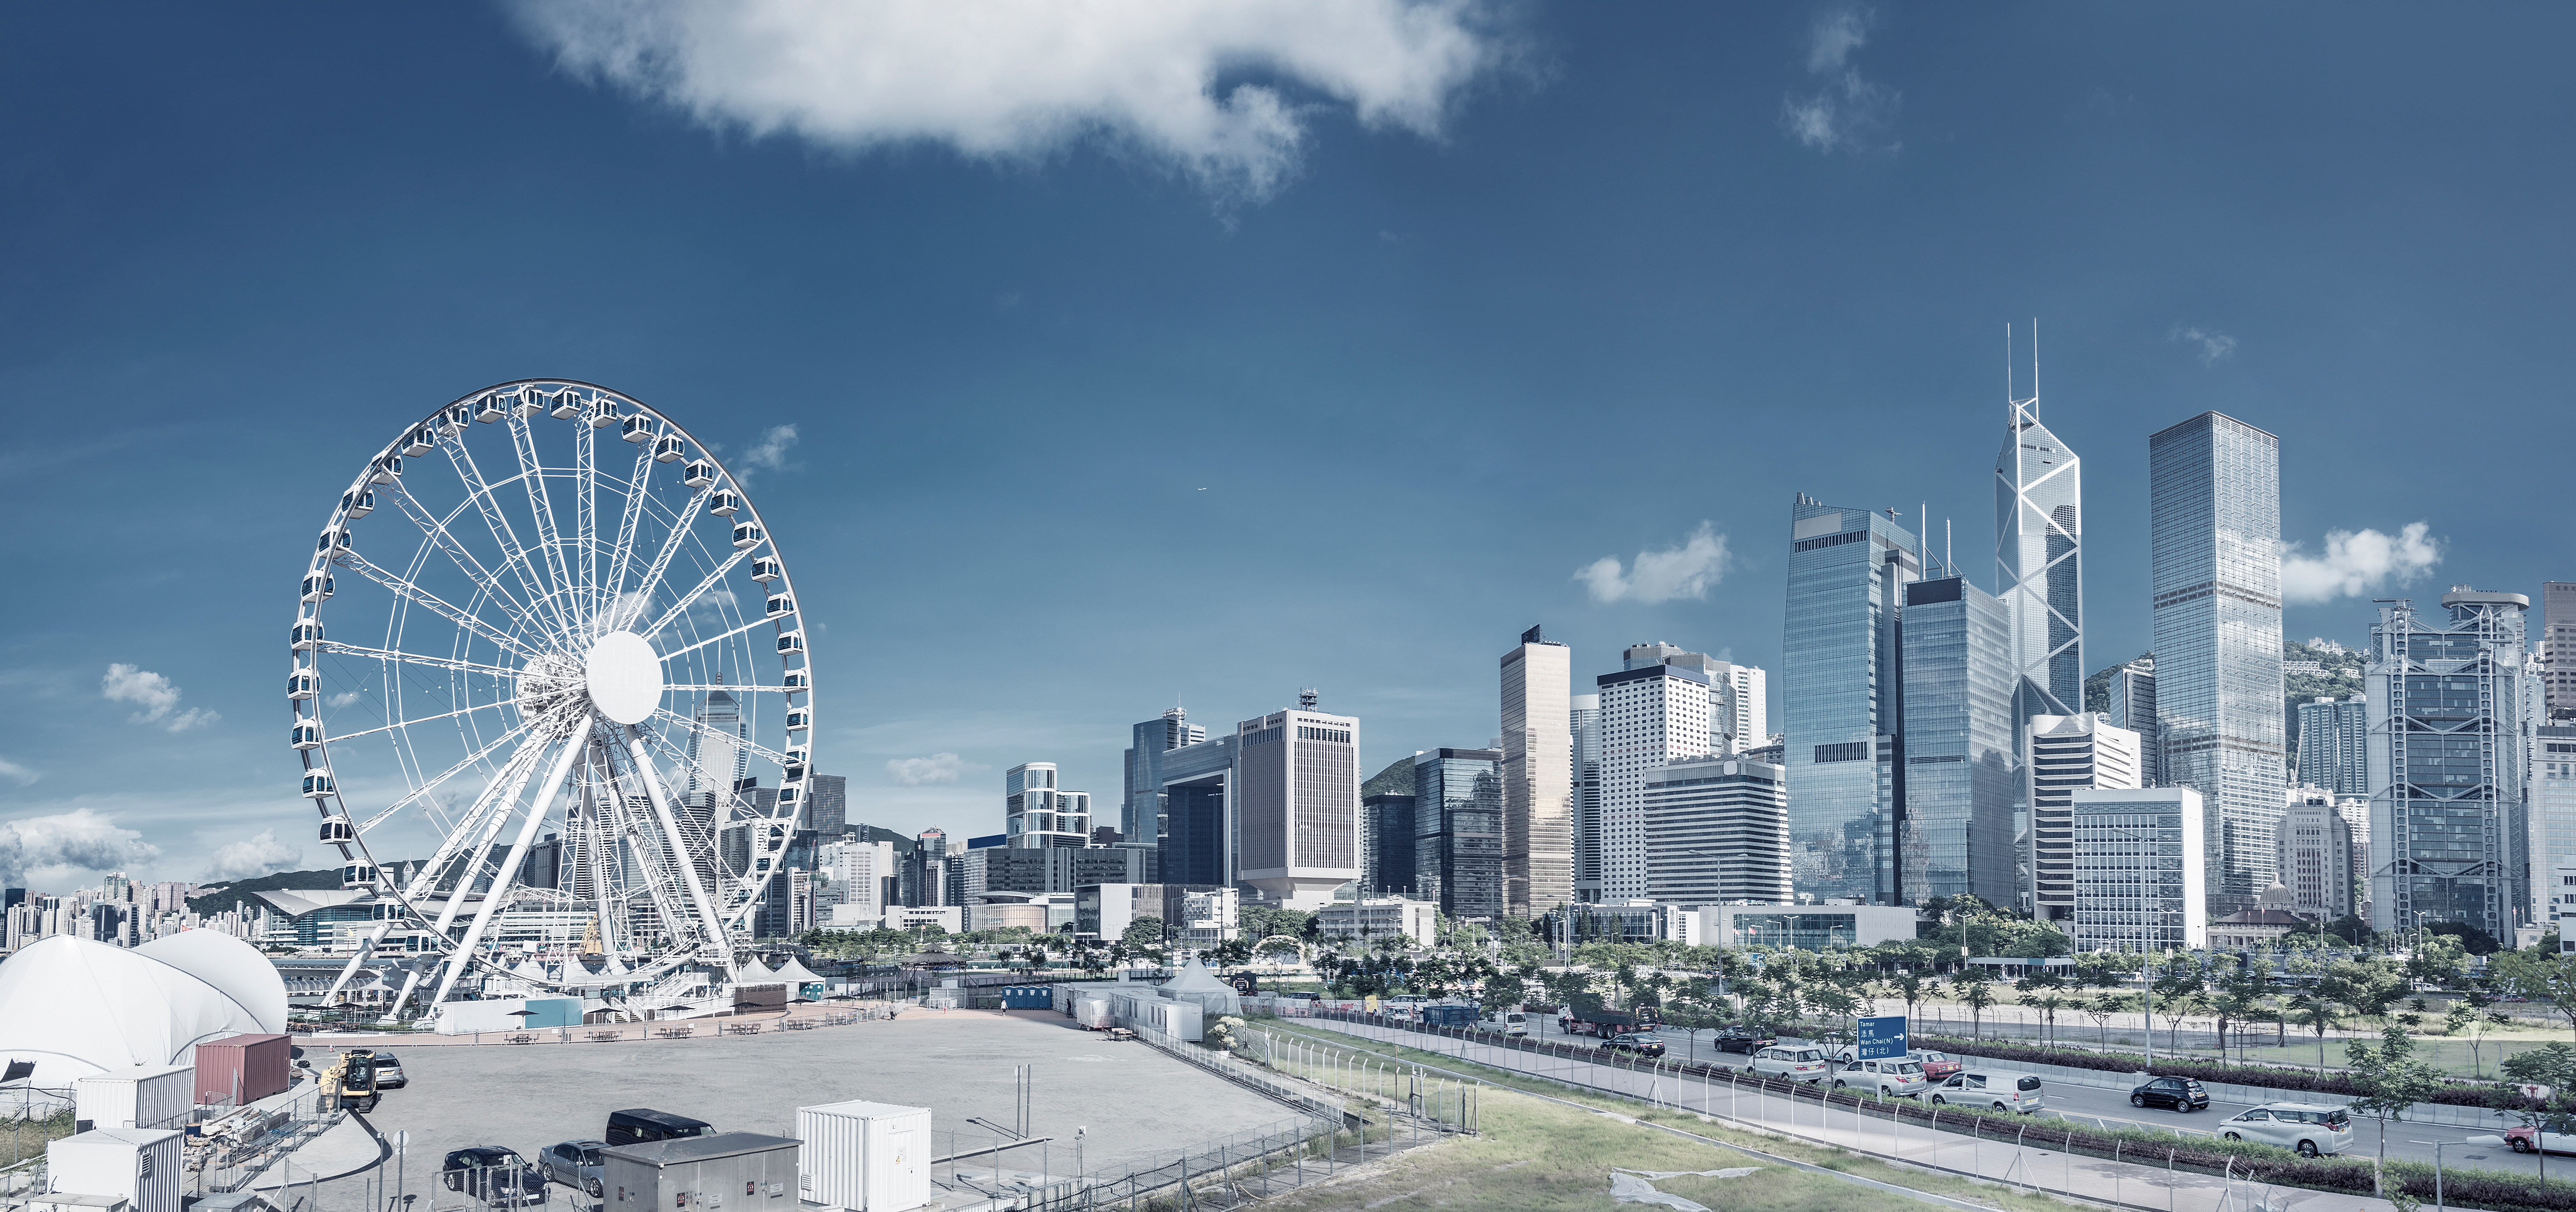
[[1929, 1071, 2043, 1113], [1487, 1011, 1529, 1037], [1749, 1045, 1835, 1084]]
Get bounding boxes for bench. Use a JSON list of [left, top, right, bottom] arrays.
[[589, 1030, 623, 1042], [655, 1026, 694, 1038], [723, 1022, 763, 1036], [506, 1034, 535, 1045]]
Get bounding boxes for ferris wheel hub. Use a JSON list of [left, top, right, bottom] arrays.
[[584, 631, 663, 726], [516, 651, 586, 726]]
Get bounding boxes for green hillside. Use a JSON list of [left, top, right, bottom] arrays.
[[185, 868, 344, 918], [2283, 638, 2367, 761]]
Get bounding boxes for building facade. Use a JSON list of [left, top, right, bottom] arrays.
[[2148, 412, 2285, 913], [1159, 735, 1236, 888], [1006, 763, 1092, 849], [2534, 725, 2576, 924], [2367, 589, 2533, 940], [2296, 696, 2370, 798], [2103, 656, 2161, 788], [1313, 897, 1439, 948], [1570, 693, 1602, 902], [1500, 626, 1574, 917], [2547, 583, 2576, 719], [2027, 713, 2143, 923], [1996, 388, 2086, 727], [2278, 788, 2355, 922], [1234, 701, 1361, 908], [1785, 496, 1919, 905], [1642, 757, 1790, 906], [1361, 789, 1418, 899], [1413, 748, 1504, 919], [1898, 575, 2019, 907], [1124, 708, 1207, 846], [2069, 786, 2208, 953], [1596, 658, 1718, 900]]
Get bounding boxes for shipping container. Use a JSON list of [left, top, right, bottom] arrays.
[[732, 984, 787, 1013], [1072, 999, 1112, 1030], [47, 1129, 183, 1212], [194, 1035, 291, 1107], [73, 1067, 194, 1131], [602, 1133, 798, 1212], [794, 1101, 928, 1212]]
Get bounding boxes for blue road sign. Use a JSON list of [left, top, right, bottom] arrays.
[[1857, 1014, 1908, 1060]]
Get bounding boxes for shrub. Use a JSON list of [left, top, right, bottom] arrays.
[[1913, 1033, 2508, 1108]]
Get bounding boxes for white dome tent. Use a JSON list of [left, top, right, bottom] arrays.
[[0, 933, 287, 1089], [1158, 957, 1242, 1018]]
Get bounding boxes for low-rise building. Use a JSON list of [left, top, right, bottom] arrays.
[[1694, 902, 1919, 949], [1312, 897, 1437, 948]]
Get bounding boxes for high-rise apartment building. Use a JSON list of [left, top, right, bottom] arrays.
[[1996, 387, 2084, 725], [1785, 496, 1919, 904], [1501, 626, 1573, 917], [2545, 583, 2576, 719], [2028, 714, 2143, 923], [805, 774, 848, 838], [2069, 786, 2207, 953], [1570, 694, 1602, 902], [1005, 763, 1091, 849], [2367, 588, 2533, 940], [1414, 748, 1504, 919], [1622, 642, 1767, 754], [2102, 657, 2161, 787], [1597, 658, 1719, 900], [1897, 575, 2018, 907], [2296, 697, 2369, 797], [1234, 700, 1360, 908], [1124, 708, 1207, 846], [2279, 787, 2355, 922], [1643, 757, 1790, 906], [2148, 412, 2285, 912]]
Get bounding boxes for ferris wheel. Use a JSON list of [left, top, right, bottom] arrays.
[[288, 380, 814, 1015]]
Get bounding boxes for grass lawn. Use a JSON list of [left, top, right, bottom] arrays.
[[1249, 1020, 2083, 1212]]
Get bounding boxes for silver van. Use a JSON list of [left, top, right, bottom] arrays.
[[1929, 1071, 2043, 1113]]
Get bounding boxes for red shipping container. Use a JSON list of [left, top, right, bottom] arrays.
[[193, 1034, 291, 1107]]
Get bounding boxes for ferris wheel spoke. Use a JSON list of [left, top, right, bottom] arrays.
[[441, 435, 571, 642], [663, 684, 795, 694], [616, 723, 737, 959], [430, 728, 586, 1008], [356, 721, 535, 832], [656, 612, 776, 664], [576, 417, 599, 628], [602, 448, 657, 623], [315, 641, 522, 682], [329, 697, 512, 745], [651, 706, 793, 768], [382, 482, 545, 640], [599, 737, 709, 957], [621, 485, 717, 626], [339, 553, 543, 661], [639, 546, 755, 641], [503, 414, 582, 636]]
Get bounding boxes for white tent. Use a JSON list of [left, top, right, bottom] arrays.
[[768, 958, 825, 990], [0, 934, 285, 1088], [1157, 957, 1242, 1017], [134, 930, 289, 1035]]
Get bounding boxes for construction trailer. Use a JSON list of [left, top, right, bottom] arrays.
[[47, 1129, 184, 1212], [602, 1132, 800, 1212], [795, 1101, 930, 1212], [71, 1067, 194, 1132]]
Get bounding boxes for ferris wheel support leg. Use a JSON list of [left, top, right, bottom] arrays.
[[624, 726, 737, 971], [430, 732, 586, 1010], [389, 739, 553, 1018], [324, 924, 388, 1006]]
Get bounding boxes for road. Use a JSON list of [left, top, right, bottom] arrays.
[[1510, 1015, 2556, 1177]]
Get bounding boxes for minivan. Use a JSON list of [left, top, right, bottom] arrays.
[[1929, 1071, 2043, 1114], [605, 1109, 716, 1147], [2217, 1103, 2352, 1157]]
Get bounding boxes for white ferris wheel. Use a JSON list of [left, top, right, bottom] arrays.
[[288, 380, 814, 1016]]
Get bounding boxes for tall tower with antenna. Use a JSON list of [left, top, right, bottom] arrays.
[[1995, 321, 2084, 725]]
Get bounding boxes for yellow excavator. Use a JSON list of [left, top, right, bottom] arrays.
[[313, 1048, 381, 1114]]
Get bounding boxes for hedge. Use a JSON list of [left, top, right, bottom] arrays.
[[1913, 1032, 2511, 1109]]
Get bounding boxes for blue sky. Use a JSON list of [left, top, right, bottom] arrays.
[[3, 2, 2571, 889]]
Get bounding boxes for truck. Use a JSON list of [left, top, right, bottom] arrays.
[[311, 1050, 380, 1114], [1420, 1005, 1477, 1028], [1558, 1007, 1658, 1038]]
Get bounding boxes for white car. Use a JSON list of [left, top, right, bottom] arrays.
[[1834, 1058, 1933, 1098], [1928, 1071, 2044, 1113], [2217, 1103, 2353, 1158], [1489, 1012, 1529, 1037], [1748, 1045, 1836, 1084]]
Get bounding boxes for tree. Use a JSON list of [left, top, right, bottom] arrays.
[[2083, 993, 2132, 1048], [1951, 967, 1998, 1040], [2015, 972, 2071, 1048], [2347, 1026, 2448, 1190], [2426, 920, 2504, 957], [2493, 949, 2576, 1044], [1883, 969, 1934, 1027], [1121, 916, 1166, 952], [2150, 954, 2206, 1053], [2206, 956, 2277, 1065], [2285, 988, 2345, 1077]]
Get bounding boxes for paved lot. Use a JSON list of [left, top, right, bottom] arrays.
[[346, 1008, 1293, 1196]]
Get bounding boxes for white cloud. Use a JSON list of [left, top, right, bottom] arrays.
[[886, 752, 966, 786], [1782, 9, 1898, 154], [0, 758, 36, 787], [327, 691, 362, 709], [1576, 522, 1733, 605], [101, 663, 216, 733], [2171, 325, 2238, 365], [204, 829, 303, 883], [165, 708, 220, 733], [509, 0, 1503, 205], [2281, 522, 2442, 604], [0, 809, 162, 890]]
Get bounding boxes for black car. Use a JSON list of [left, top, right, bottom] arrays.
[[442, 1147, 548, 1207], [1710, 1031, 1776, 1056], [2130, 1076, 2210, 1112], [1601, 1032, 1668, 1058], [606, 1109, 716, 1147]]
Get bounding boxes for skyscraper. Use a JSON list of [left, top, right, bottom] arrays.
[[1124, 708, 1207, 846], [1570, 694, 1601, 903], [1159, 734, 1236, 888], [1005, 763, 1091, 849], [1897, 575, 2018, 907], [1500, 626, 1573, 917], [1234, 698, 1360, 908], [2102, 657, 2161, 788], [1644, 756, 1790, 906], [2148, 412, 2284, 912], [1785, 496, 1919, 904], [2368, 589, 2533, 940], [2295, 696, 2370, 796], [1414, 748, 1504, 919], [2545, 583, 2576, 719], [1597, 656, 1718, 900], [1996, 379, 2084, 725], [2026, 713, 2143, 923]]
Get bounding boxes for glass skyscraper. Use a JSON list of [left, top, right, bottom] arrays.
[[1897, 575, 2017, 906], [1570, 693, 1601, 902], [2367, 589, 2533, 941], [1123, 708, 1206, 846], [2147, 412, 2284, 910], [2295, 696, 2369, 796], [1996, 393, 2084, 723], [1785, 495, 1919, 904], [1414, 748, 1504, 919]]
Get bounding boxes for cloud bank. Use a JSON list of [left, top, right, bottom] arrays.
[[2281, 521, 2442, 604], [1577, 522, 1733, 604], [0, 810, 162, 890], [102, 663, 221, 733], [1783, 9, 1898, 154], [205, 830, 303, 882], [510, 0, 1503, 204], [887, 752, 966, 786], [2172, 325, 2238, 365]]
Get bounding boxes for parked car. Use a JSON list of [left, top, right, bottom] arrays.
[[2216, 1104, 2352, 1158], [1601, 1033, 1668, 1059], [605, 1109, 716, 1147], [1747, 1045, 1835, 1084], [2506, 1125, 2576, 1155], [1834, 1058, 1933, 1099], [539, 1140, 608, 1197], [1709, 1030, 1776, 1057], [372, 1052, 406, 1090], [442, 1147, 548, 1207], [2129, 1076, 2210, 1112], [1912, 1051, 1962, 1082], [1928, 1072, 2044, 1114]]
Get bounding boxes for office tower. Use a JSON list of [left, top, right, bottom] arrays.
[[2547, 584, 2576, 719], [805, 774, 847, 838], [1124, 708, 1207, 846], [685, 690, 750, 798], [1785, 495, 1919, 904], [1234, 701, 1360, 908], [754, 828, 816, 938], [819, 836, 895, 916], [2535, 724, 2576, 914], [1897, 575, 2019, 907], [1597, 658, 1720, 900], [901, 828, 948, 907], [1996, 382, 2084, 725], [1644, 756, 1790, 906], [2026, 714, 2143, 923], [1361, 770, 1418, 899], [2337, 796, 2371, 914], [1501, 626, 1574, 917], [1413, 748, 1504, 918], [2367, 588, 2533, 940], [2295, 697, 2370, 796], [1570, 694, 1602, 902], [1159, 734, 1235, 888], [2102, 657, 2160, 787], [1005, 763, 1091, 849], [2148, 412, 2284, 911], [2069, 786, 2208, 953], [1620, 642, 1767, 755], [2279, 788, 2355, 922]]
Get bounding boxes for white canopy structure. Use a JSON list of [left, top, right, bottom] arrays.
[[768, 957, 824, 989], [1158, 957, 1242, 1017], [0, 933, 287, 1088]]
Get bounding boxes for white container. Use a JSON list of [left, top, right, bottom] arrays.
[[794, 1100, 929, 1212], [1073, 999, 1112, 1030], [73, 1067, 195, 1131], [48, 1129, 183, 1212]]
